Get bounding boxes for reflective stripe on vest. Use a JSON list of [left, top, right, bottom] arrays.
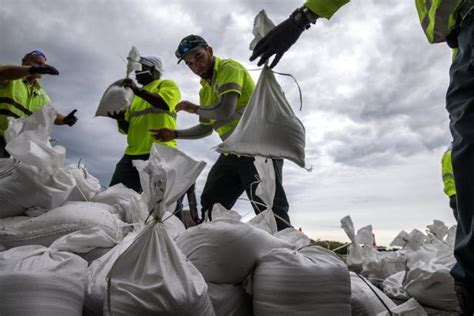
[[0, 97, 33, 117], [417, 0, 463, 43], [212, 106, 245, 138], [129, 107, 177, 119]]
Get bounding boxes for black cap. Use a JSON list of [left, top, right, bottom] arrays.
[[175, 35, 209, 64]]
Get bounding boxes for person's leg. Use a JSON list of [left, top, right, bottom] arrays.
[[200, 154, 245, 220], [446, 12, 474, 314], [0, 135, 10, 158], [239, 157, 290, 231], [109, 154, 149, 193]]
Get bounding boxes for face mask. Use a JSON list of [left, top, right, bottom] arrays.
[[135, 70, 154, 85]]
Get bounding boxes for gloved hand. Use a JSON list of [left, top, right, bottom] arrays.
[[63, 109, 78, 126], [123, 78, 139, 94], [250, 8, 315, 68], [149, 128, 177, 142], [29, 64, 60, 75], [107, 110, 126, 121]]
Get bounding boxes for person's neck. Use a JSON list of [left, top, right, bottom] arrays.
[[203, 57, 215, 84]]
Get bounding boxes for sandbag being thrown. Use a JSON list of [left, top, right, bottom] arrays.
[[216, 66, 306, 168]]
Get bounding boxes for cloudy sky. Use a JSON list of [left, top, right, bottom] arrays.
[[1, 0, 456, 245]]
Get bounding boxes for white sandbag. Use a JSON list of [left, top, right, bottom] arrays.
[[0, 245, 87, 316], [95, 80, 134, 117], [136, 144, 206, 219], [0, 161, 76, 218], [0, 202, 124, 249], [0, 215, 29, 228], [253, 246, 351, 315], [205, 203, 242, 222], [350, 272, 396, 316], [177, 209, 293, 284], [5, 105, 65, 173], [126, 46, 142, 77], [382, 271, 410, 301], [161, 210, 186, 240], [216, 65, 306, 168], [106, 221, 215, 316], [377, 298, 428, 316], [273, 227, 312, 248], [92, 184, 146, 223], [248, 209, 277, 234], [49, 226, 122, 263], [207, 283, 252, 316], [426, 219, 449, 240], [404, 263, 457, 311], [64, 163, 102, 201], [85, 231, 139, 315]]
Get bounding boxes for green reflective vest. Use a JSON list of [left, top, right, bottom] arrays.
[[304, 0, 349, 19], [304, 0, 465, 44], [0, 78, 50, 135], [442, 146, 456, 197], [120, 79, 181, 156], [415, 0, 464, 43], [199, 57, 255, 140]]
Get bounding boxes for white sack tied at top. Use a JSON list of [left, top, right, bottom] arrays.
[[5, 104, 65, 173], [95, 46, 140, 117], [216, 11, 306, 168], [106, 221, 215, 316], [216, 65, 306, 168], [135, 144, 206, 220]]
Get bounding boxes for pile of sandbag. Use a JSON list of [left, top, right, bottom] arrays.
[[342, 216, 458, 312]]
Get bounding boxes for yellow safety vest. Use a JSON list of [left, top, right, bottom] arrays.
[[199, 57, 255, 140], [442, 146, 456, 197], [0, 78, 50, 135], [120, 79, 181, 155]]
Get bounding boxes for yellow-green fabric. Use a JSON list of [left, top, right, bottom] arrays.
[[199, 57, 255, 139], [442, 147, 456, 197], [304, 0, 349, 19], [120, 79, 180, 155], [415, 0, 464, 43], [0, 78, 50, 135]]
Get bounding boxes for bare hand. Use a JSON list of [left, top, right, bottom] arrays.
[[150, 128, 176, 142], [176, 101, 198, 114]]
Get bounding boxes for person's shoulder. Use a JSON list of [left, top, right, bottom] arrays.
[[158, 78, 180, 90]]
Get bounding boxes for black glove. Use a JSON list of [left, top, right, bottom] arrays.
[[123, 78, 139, 94], [250, 8, 314, 68], [107, 110, 126, 121], [63, 109, 78, 126], [29, 64, 60, 75]]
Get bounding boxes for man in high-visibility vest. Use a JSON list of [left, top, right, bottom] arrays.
[[108, 56, 181, 193], [151, 35, 291, 231], [250, 1, 474, 313], [0, 50, 78, 158], [442, 145, 458, 221]]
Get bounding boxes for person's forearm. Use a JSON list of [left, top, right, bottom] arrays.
[[133, 88, 169, 110], [0, 65, 31, 81], [197, 92, 239, 121], [176, 124, 213, 139]]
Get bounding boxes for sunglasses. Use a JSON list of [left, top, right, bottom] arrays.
[[30, 50, 47, 61]]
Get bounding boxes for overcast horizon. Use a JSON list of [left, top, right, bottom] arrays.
[[1, 0, 457, 246]]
